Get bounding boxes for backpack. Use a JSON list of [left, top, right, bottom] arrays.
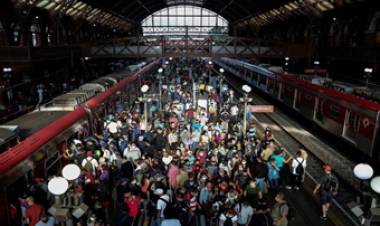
[[295, 159, 304, 175], [224, 215, 233, 226], [323, 176, 338, 192], [83, 158, 94, 173], [160, 198, 176, 219], [280, 203, 296, 221]]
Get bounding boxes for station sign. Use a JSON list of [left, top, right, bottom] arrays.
[[247, 105, 274, 113]]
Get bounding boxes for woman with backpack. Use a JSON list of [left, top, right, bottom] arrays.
[[219, 207, 238, 226], [290, 150, 307, 190]]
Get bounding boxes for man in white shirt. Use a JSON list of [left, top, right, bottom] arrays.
[[153, 189, 170, 226], [123, 143, 141, 161], [81, 151, 98, 175], [235, 201, 254, 226]]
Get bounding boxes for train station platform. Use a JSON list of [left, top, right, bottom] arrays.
[[0, 59, 367, 226]]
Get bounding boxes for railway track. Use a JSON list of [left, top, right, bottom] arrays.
[[220, 73, 361, 226]]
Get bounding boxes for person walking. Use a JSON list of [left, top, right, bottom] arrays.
[[271, 192, 289, 226], [290, 150, 307, 190], [313, 164, 339, 220]]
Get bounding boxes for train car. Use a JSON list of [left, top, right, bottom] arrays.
[[216, 58, 380, 161], [0, 60, 159, 226]]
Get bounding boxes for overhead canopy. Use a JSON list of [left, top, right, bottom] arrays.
[[82, 0, 290, 25], [19, 0, 369, 31]]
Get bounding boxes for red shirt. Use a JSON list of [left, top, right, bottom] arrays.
[[125, 196, 142, 217], [26, 204, 44, 226]]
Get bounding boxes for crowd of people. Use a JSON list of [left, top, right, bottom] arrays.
[[15, 60, 340, 226]]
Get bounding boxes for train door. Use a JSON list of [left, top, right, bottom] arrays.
[[293, 89, 301, 110], [313, 97, 324, 123], [278, 83, 283, 100], [342, 109, 359, 144]]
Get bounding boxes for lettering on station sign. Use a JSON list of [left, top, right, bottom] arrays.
[[247, 105, 274, 113]]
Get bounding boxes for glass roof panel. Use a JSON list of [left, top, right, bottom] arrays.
[[141, 5, 228, 36]]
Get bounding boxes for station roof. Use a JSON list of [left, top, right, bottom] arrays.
[[24, 0, 366, 31]]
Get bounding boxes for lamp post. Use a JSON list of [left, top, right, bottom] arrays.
[[3, 67, 13, 103], [313, 60, 320, 77], [208, 60, 213, 83], [364, 67, 373, 88], [158, 67, 163, 110], [242, 85, 252, 138], [284, 57, 290, 73], [141, 84, 149, 130], [219, 68, 225, 104]]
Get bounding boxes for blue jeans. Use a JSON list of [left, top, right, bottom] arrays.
[[256, 177, 266, 193], [269, 178, 279, 190], [150, 217, 163, 226]]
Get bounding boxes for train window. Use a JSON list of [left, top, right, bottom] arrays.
[[354, 114, 361, 131], [330, 105, 340, 119], [304, 94, 313, 101], [294, 91, 301, 109]]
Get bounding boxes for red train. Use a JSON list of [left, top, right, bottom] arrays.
[[217, 58, 380, 160], [0, 60, 159, 225]]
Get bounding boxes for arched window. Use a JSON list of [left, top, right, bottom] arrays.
[[141, 5, 228, 36]]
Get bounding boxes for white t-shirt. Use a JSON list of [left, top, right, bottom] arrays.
[[157, 195, 170, 217], [81, 157, 98, 173], [219, 213, 238, 224], [236, 204, 254, 224], [291, 157, 307, 175], [161, 219, 182, 226], [106, 121, 118, 134], [230, 106, 239, 116]]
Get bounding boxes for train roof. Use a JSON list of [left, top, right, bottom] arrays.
[[0, 126, 19, 144], [4, 111, 69, 139], [224, 58, 380, 112]]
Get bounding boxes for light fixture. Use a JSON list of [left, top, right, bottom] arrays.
[[62, 164, 81, 181], [364, 68, 373, 73], [333, 17, 336, 21], [141, 84, 149, 93], [158, 68, 163, 73], [219, 68, 225, 73], [169, 57, 173, 61], [208, 60, 213, 65], [2, 67, 12, 73], [242, 84, 252, 93], [370, 176, 380, 194], [285, 57, 290, 61], [165, 61, 169, 65], [353, 163, 374, 180], [48, 177, 69, 196], [314, 61, 320, 65], [35, 16, 39, 19]]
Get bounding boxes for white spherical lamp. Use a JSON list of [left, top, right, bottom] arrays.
[[353, 163, 373, 180], [370, 176, 380, 194], [242, 84, 252, 93], [48, 177, 69, 196], [62, 164, 81, 181], [141, 85, 149, 93]]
